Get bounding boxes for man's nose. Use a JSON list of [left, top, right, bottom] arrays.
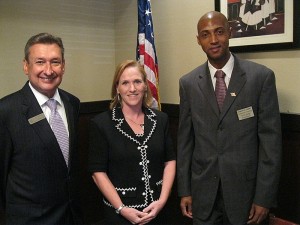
[[44, 62, 53, 75], [210, 34, 218, 43]]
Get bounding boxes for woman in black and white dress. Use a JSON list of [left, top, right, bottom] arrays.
[[89, 60, 176, 225]]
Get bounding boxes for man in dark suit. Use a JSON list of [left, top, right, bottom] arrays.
[[0, 33, 82, 225], [177, 11, 282, 225]]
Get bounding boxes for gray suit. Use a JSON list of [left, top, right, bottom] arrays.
[[0, 82, 82, 225], [177, 55, 282, 224]]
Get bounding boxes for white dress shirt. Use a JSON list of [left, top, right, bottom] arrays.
[[28, 82, 69, 136], [208, 53, 234, 90]]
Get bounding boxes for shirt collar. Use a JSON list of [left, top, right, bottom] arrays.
[[208, 53, 234, 79], [28, 82, 62, 107]]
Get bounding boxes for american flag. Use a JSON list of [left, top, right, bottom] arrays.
[[136, 0, 160, 109]]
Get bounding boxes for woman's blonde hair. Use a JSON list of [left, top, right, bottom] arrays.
[[109, 60, 153, 110]]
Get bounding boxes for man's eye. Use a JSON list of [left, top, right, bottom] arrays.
[[52, 61, 61, 66], [201, 33, 208, 38], [217, 29, 224, 35], [35, 61, 44, 65]]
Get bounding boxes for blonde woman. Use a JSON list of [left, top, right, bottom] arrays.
[[89, 60, 176, 225]]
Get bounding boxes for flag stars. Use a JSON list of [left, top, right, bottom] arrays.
[[145, 9, 151, 16]]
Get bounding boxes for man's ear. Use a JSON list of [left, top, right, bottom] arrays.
[[196, 35, 201, 45], [23, 59, 29, 75]]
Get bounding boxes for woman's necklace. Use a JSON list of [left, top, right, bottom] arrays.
[[125, 116, 144, 131]]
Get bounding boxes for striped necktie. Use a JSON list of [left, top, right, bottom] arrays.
[[46, 99, 69, 166], [214, 70, 227, 111]]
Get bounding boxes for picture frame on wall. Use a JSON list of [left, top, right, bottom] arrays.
[[215, 0, 300, 52]]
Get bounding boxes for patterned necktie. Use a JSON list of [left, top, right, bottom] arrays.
[[215, 70, 227, 111], [46, 99, 69, 166]]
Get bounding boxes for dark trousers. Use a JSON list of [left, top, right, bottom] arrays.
[[193, 182, 237, 225]]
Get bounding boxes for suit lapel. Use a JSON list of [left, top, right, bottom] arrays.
[[220, 58, 247, 120], [197, 57, 247, 122], [60, 90, 75, 169], [143, 108, 156, 144], [197, 65, 220, 117], [21, 84, 68, 169]]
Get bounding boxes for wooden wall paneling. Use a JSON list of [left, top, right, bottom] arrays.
[[76, 103, 300, 224], [78, 101, 110, 224], [273, 114, 300, 223]]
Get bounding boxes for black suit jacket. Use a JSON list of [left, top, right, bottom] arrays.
[[177, 55, 282, 224], [0, 82, 82, 225]]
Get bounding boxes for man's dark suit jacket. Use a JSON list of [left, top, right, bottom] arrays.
[[0, 82, 82, 225], [177, 55, 282, 224]]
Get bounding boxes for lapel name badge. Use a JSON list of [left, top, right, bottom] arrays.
[[28, 113, 46, 125], [230, 92, 236, 96], [237, 106, 254, 121]]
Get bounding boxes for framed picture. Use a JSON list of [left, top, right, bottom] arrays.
[[215, 0, 300, 52]]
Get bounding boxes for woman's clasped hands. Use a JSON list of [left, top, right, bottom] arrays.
[[121, 200, 164, 225]]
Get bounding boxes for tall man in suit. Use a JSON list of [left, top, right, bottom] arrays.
[[0, 33, 83, 224], [177, 11, 282, 225]]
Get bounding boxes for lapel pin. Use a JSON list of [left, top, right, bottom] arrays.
[[230, 92, 236, 97]]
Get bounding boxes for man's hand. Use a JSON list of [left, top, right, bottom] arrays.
[[180, 196, 193, 219], [247, 204, 269, 224]]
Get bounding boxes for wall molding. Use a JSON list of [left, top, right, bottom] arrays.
[[80, 101, 300, 130]]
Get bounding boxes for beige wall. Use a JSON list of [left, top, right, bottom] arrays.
[[1, 0, 300, 113], [117, 0, 300, 114], [0, 0, 115, 101]]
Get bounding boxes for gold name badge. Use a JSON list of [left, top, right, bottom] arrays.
[[237, 106, 254, 121], [28, 113, 46, 125]]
